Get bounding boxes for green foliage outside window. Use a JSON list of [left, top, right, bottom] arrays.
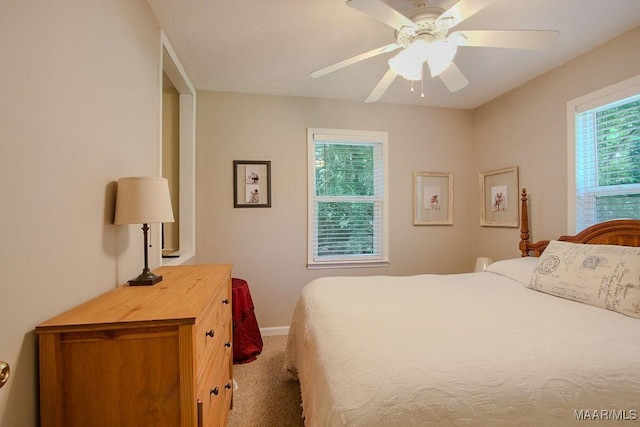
[[314, 143, 376, 257], [594, 99, 640, 222], [596, 100, 640, 186], [316, 202, 374, 256], [596, 194, 640, 221], [315, 143, 374, 196]]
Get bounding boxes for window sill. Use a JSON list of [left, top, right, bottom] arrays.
[[162, 250, 195, 267], [307, 259, 390, 270]]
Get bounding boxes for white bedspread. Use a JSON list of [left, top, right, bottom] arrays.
[[285, 263, 640, 426]]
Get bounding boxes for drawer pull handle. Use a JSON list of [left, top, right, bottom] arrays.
[[222, 298, 230, 305], [224, 342, 232, 348], [205, 329, 214, 338], [225, 383, 232, 390], [210, 387, 219, 396]]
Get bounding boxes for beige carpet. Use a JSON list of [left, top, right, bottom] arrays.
[[228, 334, 304, 426]]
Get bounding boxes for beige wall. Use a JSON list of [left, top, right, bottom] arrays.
[[473, 25, 640, 262], [1, 1, 638, 422], [0, 1, 162, 425], [196, 92, 474, 327]]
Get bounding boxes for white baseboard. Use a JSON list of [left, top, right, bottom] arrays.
[[260, 326, 290, 336]]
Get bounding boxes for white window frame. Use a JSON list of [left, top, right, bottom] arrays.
[[567, 74, 640, 233], [307, 128, 389, 269]]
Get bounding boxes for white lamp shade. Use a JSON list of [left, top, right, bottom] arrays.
[[474, 257, 493, 272], [388, 36, 459, 81], [425, 40, 458, 77], [114, 177, 175, 225], [388, 39, 428, 81]]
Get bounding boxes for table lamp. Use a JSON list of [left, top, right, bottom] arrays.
[[474, 256, 493, 272], [114, 177, 175, 285]]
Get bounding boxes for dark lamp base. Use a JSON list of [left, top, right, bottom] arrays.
[[128, 272, 163, 286]]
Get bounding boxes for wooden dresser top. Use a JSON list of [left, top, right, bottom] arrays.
[[36, 264, 232, 332]]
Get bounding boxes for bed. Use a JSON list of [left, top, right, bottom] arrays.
[[285, 189, 640, 426]]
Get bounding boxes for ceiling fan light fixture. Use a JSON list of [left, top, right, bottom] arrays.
[[425, 39, 458, 77], [448, 31, 468, 46], [388, 39, 426, 81], [388, 36, 457, 80], [331, 0, 557, 103]]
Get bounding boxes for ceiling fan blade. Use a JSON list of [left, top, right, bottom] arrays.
[[346, 0, 415, 32], [436, 0, 497, 29], [365, 68, 398, 103], [311, 43, 400, 78], [438, 62, 469, 92], [451, 30, 559, 49]]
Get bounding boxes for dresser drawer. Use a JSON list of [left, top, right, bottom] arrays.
[[199, 282, 229, 329], [193, 272, 232, 426], [207, 377, 232, 427], [198, 386, 232, 427], [194, 286, 232, 377], [197, 336, 233, 427]]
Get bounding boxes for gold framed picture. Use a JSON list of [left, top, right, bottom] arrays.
[[414, 172, 453, 225], [480, 166, 519, 227]]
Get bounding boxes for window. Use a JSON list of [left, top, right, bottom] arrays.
[[307, 128, 389, 269], [568, 76, 640, 233]]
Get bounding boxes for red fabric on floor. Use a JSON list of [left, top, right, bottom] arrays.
[[232, 278, 263, 364]]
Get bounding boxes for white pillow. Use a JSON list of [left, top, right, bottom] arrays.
[[528, 240, 640, 318], [484, 257, 539, 285]]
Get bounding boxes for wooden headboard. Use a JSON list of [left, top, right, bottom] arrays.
[[519, 188, 640, 257]]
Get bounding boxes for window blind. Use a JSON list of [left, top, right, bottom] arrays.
[[312, 141, 384, 261], [575, 94, 640, 231]]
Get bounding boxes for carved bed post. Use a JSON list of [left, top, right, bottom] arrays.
[[519, 188, 530, 257]]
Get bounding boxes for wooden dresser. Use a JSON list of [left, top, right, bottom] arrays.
[[36, 264, 233, 427]]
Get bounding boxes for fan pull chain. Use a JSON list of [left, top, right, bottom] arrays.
[[411, 81, 414, 93], [420, 65, 425, 98]]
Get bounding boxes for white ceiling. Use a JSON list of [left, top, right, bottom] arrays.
[[146, 0, 640, 109]]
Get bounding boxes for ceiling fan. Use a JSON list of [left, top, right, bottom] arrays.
[[311, 0, 559, 103]]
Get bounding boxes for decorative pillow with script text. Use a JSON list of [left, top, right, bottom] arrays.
[[528, 240, 640, 318]]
